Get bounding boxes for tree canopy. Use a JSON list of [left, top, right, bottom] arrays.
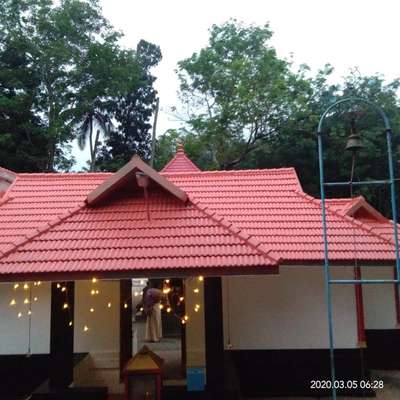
[[156, 20, 400, 216], [0, 0, 159, 172]]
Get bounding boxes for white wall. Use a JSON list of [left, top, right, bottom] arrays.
[[185, 277, 206, 368], [0, 282, 51, 354], [222, 266, 358, 350], [362, 266, 398, 329], [74, 280, 120, 354]]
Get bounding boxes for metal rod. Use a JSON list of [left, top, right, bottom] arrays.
[[317, 132, 337, 400], [386, 128, 400, 326], [330, 279, 399, 284], [324, 180, 389, 187]]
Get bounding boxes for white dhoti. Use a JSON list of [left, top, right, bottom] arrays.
[[145, 303, 162, 342]]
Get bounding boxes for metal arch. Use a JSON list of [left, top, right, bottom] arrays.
[[317, 96, 392, 133], [317, 97, 400, 400]]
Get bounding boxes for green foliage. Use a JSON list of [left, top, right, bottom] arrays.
[[0, 0, 157, 172], [95, 40, 162, 172], [176, 19, 311, 169]]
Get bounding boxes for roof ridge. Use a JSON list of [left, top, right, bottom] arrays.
[[161, 166, 298, 175], [295, 190, 394, 246], [189, 196, 279, 266], [0, 202, 87, 260]]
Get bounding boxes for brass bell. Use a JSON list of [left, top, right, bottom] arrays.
[[345, 133, 363, 152], [345, 118, 364, 153]]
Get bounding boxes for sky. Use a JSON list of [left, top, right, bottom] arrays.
[[73, 0, 400, 169]]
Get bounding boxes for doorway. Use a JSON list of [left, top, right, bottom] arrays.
[[133, 278, 186, 382]]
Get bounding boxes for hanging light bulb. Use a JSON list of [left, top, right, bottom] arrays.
[[163, 288, 171, 294], [37, 281, 41, 286], [27, 310, 32, 316], [83, 325, 89, 332], [17, 312, 22, 318], [95, 289, 99, 295], [90, 307, 94, 313], [10, 299, 16, 306], [166, 307, 172, 313], [198, 276, 204, 282], [63, 303, 69, 309], [165, 279, 170, 284], [134, 291, 139, 297], [92, 277, 98, 283], [179, 296, 184, 302], [90, 289, 96, 295], [107, 302, 112, 308], [13, 283, 19, 290], [61, 286, 66, 292], [193, 288, 199, 294], [159, 304, 164, 310], [56, 283, 61, 289], [23, 283, 29, 290], [33, 297, 38, 302], [181, 319, 186, 325], [69, 321, 73, 327], [24, 298, 29, 304], [124, 303, 128, 309], [184, 315, 189, 321]]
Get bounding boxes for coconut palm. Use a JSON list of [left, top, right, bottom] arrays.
[[77, 107, 112, 171]]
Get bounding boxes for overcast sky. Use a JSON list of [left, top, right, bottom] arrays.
[[73, 0, 400, 169]]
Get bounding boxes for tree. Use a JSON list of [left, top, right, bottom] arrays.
[[0, 36, 48, 171], [95, 40, 162, 172], [0, 0, 141, 171], [176, 20, 311, 169]]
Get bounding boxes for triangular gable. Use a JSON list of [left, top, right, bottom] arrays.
[[161, 144, 201, 173], [87, 155, 188, 206], [326, 196, 387, 222]]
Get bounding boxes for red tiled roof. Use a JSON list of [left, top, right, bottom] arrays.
[[161, 144, 201, 173], [0, 152, 397, 279], [325, 196, 397, 243]]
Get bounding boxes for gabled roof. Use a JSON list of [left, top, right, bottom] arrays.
[[161, 144, 201, 173], [0, 150, 397, 280], [0, 166, 17, 183], [87, 155, 188, 205], [325, 196, 398, 243]]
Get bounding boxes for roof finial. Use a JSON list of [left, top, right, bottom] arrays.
[[176, 140, 184, 153]]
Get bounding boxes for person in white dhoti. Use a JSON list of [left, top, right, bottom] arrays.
[[143, 282, 164, 342]]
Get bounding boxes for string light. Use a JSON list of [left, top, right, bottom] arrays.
[[24, 298, 29, 304], [194, 304, 200, 312], [179, 296, 184, 302], [124, 303, 128, 309], [57, 283, 61, 289], [92, 277, 98, 283], [37, 281, 41, 286], [69, 321, 73, 327], [95, 289, 99, 295], [140, 280, 144, 285], [163, 288, 171, 294], [166, 307, 172, 313], [159, 304, 164, 310], [61, 286, 66, 292], [198, 276, 204, 282], [27, 310, 32, 316], [165, 279, 170, 284], [13, 283, 19, 290], [193, 288, 199, 294], [63, 303, 69, 309], [90, 307, 94, 313], [33, 297, 38, 302], [23, 283, 29, 290], [91, 289, 96, 295], [18, 312, 22, 318], [107, 302, 112, 308], [181, 319, 186, 325], [134, 291, 139, 297], [83, 325, 89, 332], [184, 315, 189, 321], [140, 307, 144, 312], [10, 299, 16, 306]]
